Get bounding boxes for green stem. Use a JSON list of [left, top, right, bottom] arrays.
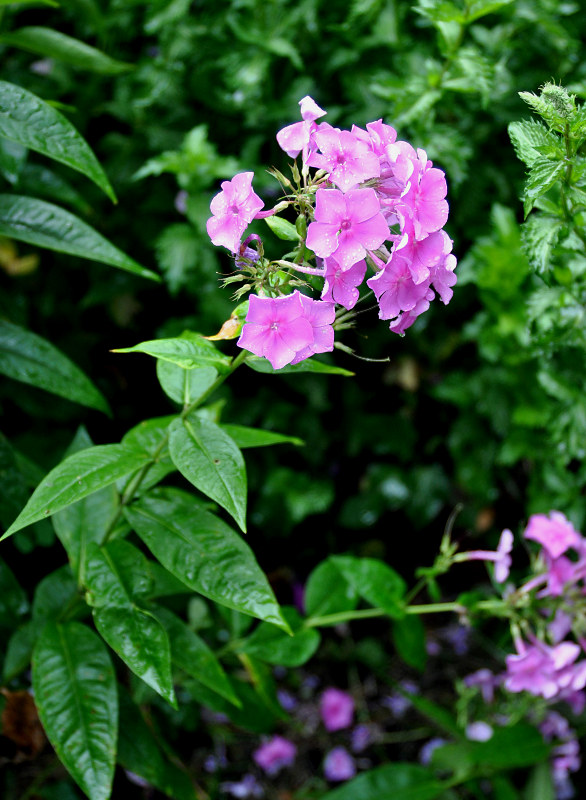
[[100, 349, 249, 546]]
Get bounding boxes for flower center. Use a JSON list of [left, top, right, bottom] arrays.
[[340, 218, 352, 231], [270, 322, 279, 331], [230, 204, 241, 215]]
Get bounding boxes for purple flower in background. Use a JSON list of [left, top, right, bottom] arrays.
[[419, 738, 447, 765], [351, 724, 377, 753], [253, 736, 296, 776], [277, 689, 298, 712], [323, 747, 356, 782], [237, 292, 313, 369], [382, 679, 420, 718], [207, 172, 264, 253], [524, 512, 582, 559], [463, 669, 498, 704], [220, 774, 264, 798], [466, 721, 493, 742], [306, 188, 388, 270], [320, 688, 355, 731]]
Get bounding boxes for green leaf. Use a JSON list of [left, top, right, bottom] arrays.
[[508, 120, 561, 168], [0, 80, 115, 200], [187, 675, 278, 733], [85, 541, 176, 707], [264, 215, 299, 241], [32, 622, 118, 800], [117, 688, 198, 800], [392, 615, 427, 672], [466, 0, 515, 22], [0, 319, 110, 413], [0, 433, 31, 529], [0, 137, 26, 184], [157, 361, 218, 406], [523, 762, 555, 800], [0, 554, 29, 626], [153, 606, 240, 706], [168, 416, 247, 532], [32, 565, 79, 623], [246, 355, 354, 376], [114, 332, 231, 371], [0, 28, 132, 74], [413, 0, 464, 23], [16, 163, 91, 214], [521, 214, 563, 273], [238, 606, 320, 666], [124, 488, 289, 631], [3, 620, 37, 680], [304, 557, 359, 620], [220, 424, 303, 449], [120, 415, 177, 493], [0, 195, 159, 280], [3, 444, 151, 539], [523, 158, 565, 214], [332, 556, 406, 619], [320, 763, 446, 800]]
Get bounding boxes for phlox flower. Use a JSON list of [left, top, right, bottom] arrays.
[[524, 511, 582, 559], [253, 736, 296, 776], [237, 292, 313, 370], [307, 128, 380, 192], [460, 528, 514, 584], [352, 119, 397, 158], [397, 152, 448, 240], [504, 639, 583, 699], [320, 257, 367, 310], [290, 295, 335, 364], [320, 688, 354, 731], [367, 249, 433, 322], [323, 747, 356, 782], [276, 95, 327, 160], [388, 293, 433, 335], [306, 188, 388, 270], [465, 721, 493, 742], [206, 172, 264, 253]]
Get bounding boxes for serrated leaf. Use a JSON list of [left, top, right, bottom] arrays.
[[304, 557, 359, 620], [0, 195, 159, 280], [124, 488, 289, 632], [168, 416, 247, 532], [508, 120, 561, 168], [246, 355, 353, 376], [521, 214, 563, 272], [332, 556, 406, 619], [0, 80, 115, 200], [85, 541, 176, 706], [524, 158, 565, 205], [0, 319, 110, 413], [220, 424, 303, 449], [32, 622, 118, 800], [238, 607, 320, 666], [264, 215, 299, 241], [320, 763, 445, 800], [153, 606, 239, 706], [115, 333, 231, 371], [156, 361, 218, 406], [0, 28, 132, 74], [3, 444, 151, 538], [117, 687, 198, 800]]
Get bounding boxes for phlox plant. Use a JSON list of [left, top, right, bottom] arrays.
[[2, 83, 586, 800]]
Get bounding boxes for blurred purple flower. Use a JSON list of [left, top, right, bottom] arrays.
[[320, 688, 355, 731], [466, 721, 493, 742], [253, 736, 296, 776], [323, 747, 356, 782], [351, 724, 380, 753], [419, 737, 447, 765], [277, 689, 298, 712], [220, 774, 264, 798]]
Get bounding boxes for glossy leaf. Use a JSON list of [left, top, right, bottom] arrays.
[[3, 620, 37, 681], [304, 557, 360, 619], [238, 606, 320, 666], [320, 762, 445, 800], [157, 360, 218, 405], [264, 215, 299, 240], [332, 556, 407, 619], [0, 319, 110, 413], [32, 565, 79, 623], [0, 554, 29, 626], [0, 137, 26, 184], [85, 541, 176, 706], [246, 355, 354, 376], [221, 424, 303, 449], [114, 332, 231, 371], [168, 416, 247, 532], [3, 444, 151, 539], [124, 488, 289, 631], [32, 622, 118, 800], [0, 195, 160, 280], [0, 28, 132, 74], [0, 80, 114, 200], [154, 606, 239, 706], [118, 688, 198, 800], [120, 415, 177, 494]]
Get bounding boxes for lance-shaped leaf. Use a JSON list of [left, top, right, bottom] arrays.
[[0, 80, 115, 200], [119, 415, 177, 495], [124, 488, 289, 632], [168, 416, 247, 532], [238, 607, 320, 667], [32, 622, 118, 800], [221, 424, 303, 449], [304, 557, 359, 620], [115, 333, 231, 371], [0, 319, 110, 413], [85, 541, 176, 707], [0, 28, 132, 74], [154, 606, 239, 706], [0, 195, 160, 280], [3, 444, 151, 539], [332, 556, 406, 619]]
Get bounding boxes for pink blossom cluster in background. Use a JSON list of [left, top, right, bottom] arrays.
[[206, 96, 456, 369]]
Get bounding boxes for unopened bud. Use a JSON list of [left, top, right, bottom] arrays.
[[295, 214, 307, 238]]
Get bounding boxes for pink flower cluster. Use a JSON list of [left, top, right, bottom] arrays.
[[206, 96, 456, 369]]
